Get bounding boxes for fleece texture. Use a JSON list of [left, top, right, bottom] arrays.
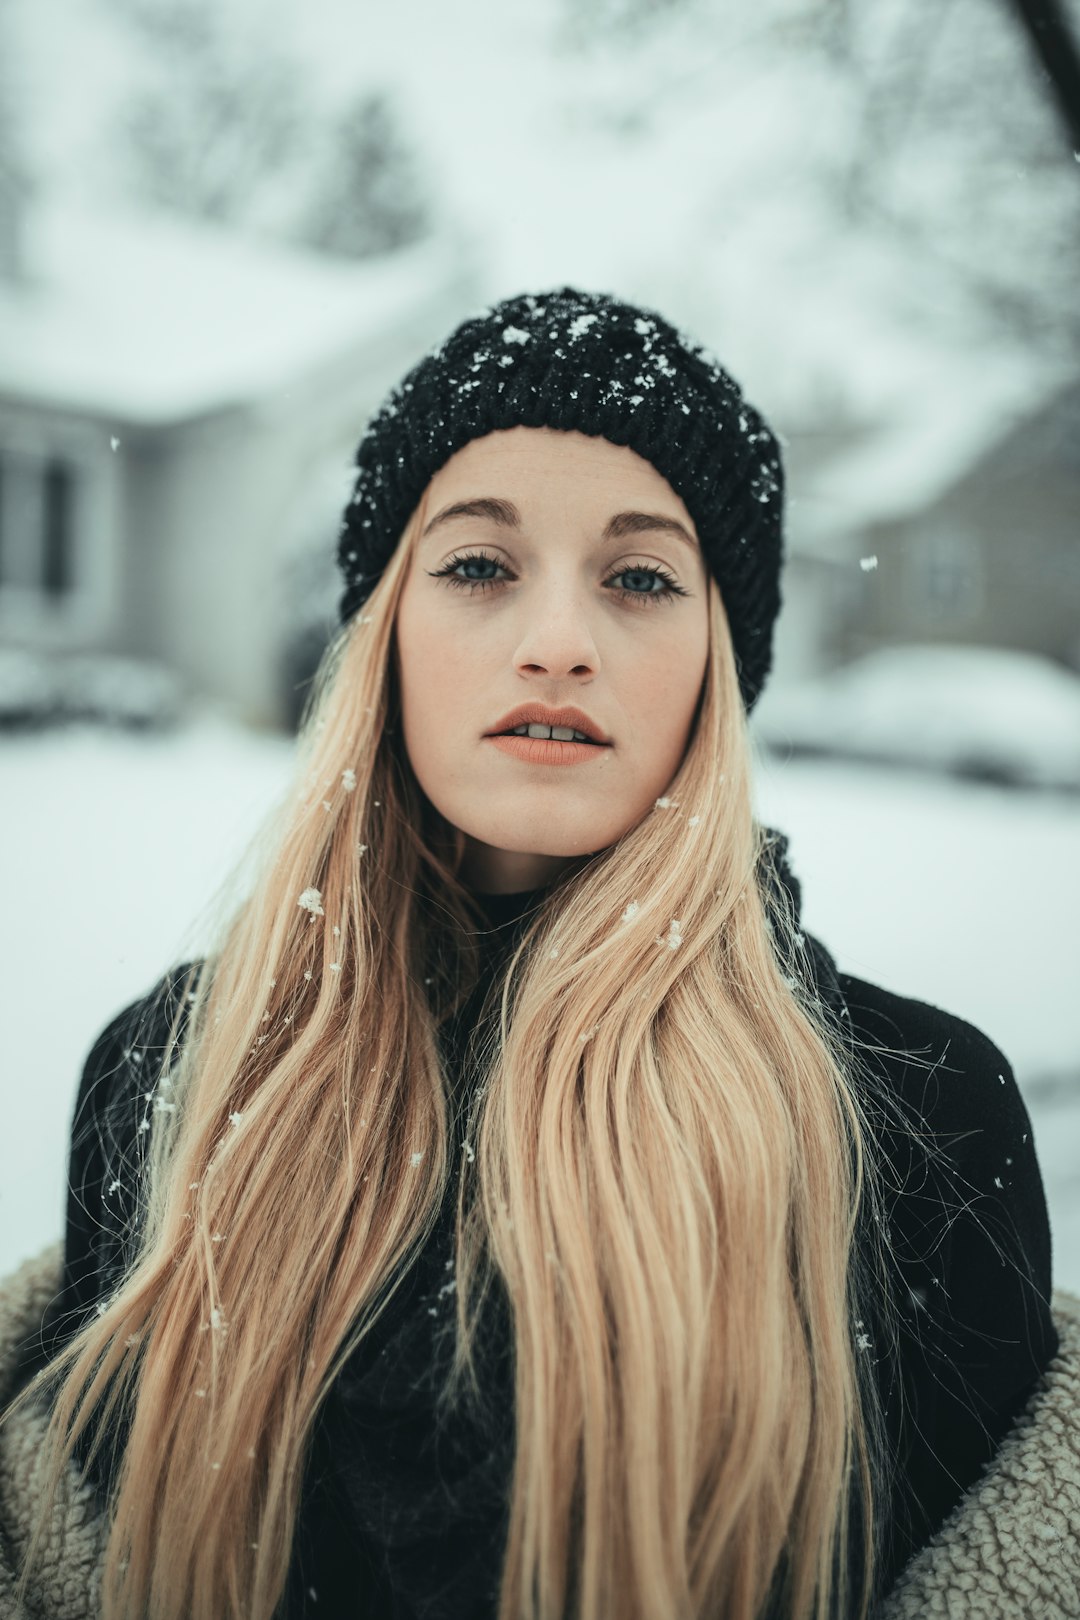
[[875, 1283, 1080, 1618], [2, 1249, 1079, 1616]]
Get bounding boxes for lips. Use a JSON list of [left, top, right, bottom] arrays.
[[487, 731, 606, 765], [485, 704, 613, 745]]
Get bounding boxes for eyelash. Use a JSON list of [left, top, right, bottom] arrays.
[[426, 550, 690, 608]]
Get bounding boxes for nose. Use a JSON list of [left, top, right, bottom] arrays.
[[511, 595, 601, 680]]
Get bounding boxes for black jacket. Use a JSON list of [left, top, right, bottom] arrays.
[[13, 838, 1059, 1618]]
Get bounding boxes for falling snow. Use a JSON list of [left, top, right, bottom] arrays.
[[298, 887, 325, 916], [4, 716, 1079, 1300]]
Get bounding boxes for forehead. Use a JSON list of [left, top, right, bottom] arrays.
[[424, 427, 697, 532]]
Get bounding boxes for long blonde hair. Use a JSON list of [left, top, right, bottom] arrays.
[[5, 480, 909, 1620]]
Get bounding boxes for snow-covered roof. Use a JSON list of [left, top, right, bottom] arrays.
[[0, 197, 466, 426], [794, 365, 1070, 551], [680, 206, 1068, 553]]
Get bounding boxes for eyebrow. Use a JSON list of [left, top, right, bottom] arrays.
[[421, 496, 699, 554]]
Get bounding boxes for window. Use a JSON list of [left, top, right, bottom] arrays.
[[0, 447, 80, 599], [907, 523, 985, 627], [0, 414, 118, 640], [42, 458, 77, 597]]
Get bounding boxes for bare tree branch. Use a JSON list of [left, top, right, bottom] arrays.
[[1005, 0, 1080, 150]]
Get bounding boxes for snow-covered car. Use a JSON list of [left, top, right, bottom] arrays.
[[751, 644, 1080, 791], [0, 647, 185, 733]]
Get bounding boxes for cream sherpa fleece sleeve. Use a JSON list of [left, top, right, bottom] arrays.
[[877, 1283, 1080, 1619], [1, 1245, 1078, 1619], [0, 1243, 106, 1620]]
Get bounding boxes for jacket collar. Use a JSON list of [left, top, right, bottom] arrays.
[[471, 826, 849, 1024], [757, 825, 850, 1026]]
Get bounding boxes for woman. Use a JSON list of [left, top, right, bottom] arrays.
[[0, 288, 1072, 1620]]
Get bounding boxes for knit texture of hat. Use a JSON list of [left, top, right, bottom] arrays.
[[337, 287, 784, 712]]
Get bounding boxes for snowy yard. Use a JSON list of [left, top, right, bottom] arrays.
[[2, 714, 1077, 1294]]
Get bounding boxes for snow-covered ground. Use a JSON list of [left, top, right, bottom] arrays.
[[753, 643, 1080, 791], [2, 713, 1077, 1294]]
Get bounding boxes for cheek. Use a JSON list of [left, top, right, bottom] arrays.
[[395, 586, 477, 736], [635, 630, 706, 726], [394, 590, 432, 734]]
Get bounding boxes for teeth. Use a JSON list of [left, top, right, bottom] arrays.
[[510, 723, 591, 742]]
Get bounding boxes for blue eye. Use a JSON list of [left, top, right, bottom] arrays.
[[426, 550, 689, 607]]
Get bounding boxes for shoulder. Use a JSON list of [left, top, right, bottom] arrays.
[[68, 962, 206, 1274], [836, 971, 1031, 1160], [18, 962, 205, 1381], [835, 971, 1049, 1281], [835, 974, 1062, 1580], [71, 960, 205, 1141], [837, 968, 1058, 1394], [838, 970, 1009, 1079]]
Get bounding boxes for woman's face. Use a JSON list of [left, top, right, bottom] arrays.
[[393, 427, 710, 894]]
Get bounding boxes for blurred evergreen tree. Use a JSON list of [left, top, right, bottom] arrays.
[[299, 88, 432, 260], [110, 0, 306, 226], [0, 0, 32, 283], [107, 0, 433, 260], [554, 0, 1080, 364]]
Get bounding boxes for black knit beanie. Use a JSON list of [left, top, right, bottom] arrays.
[[336, 286, 784, 713]]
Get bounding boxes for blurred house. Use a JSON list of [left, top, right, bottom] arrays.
[[777, 366, 1080, 683], [0, 198, 478, 731]]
